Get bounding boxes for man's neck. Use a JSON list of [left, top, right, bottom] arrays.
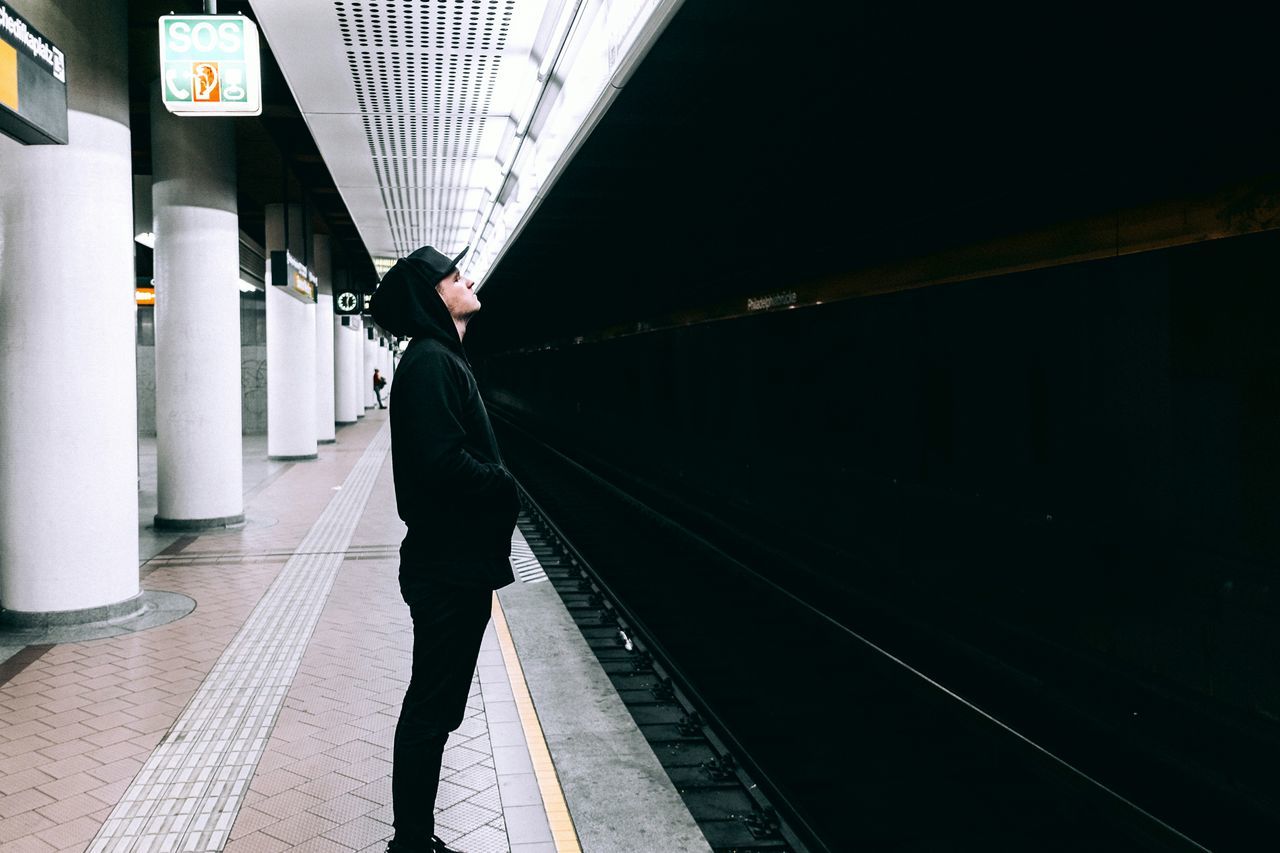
[[453, 317, 468, 341]]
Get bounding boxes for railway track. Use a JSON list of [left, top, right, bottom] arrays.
[[495, 412, 1218, 852], [516, 497, 810, 852]]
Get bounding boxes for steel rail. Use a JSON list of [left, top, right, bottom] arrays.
[[495, 411, 1214, 853]]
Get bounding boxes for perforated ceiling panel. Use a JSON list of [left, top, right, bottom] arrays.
[[253, 0, 683, 281], [251, 0, 545, 263], [339, 1, 513, 254]]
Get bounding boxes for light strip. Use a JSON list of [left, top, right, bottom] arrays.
[[537, 0, 584, 82]]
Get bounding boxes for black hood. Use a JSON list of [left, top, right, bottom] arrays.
[[368, 257, 462, 352]]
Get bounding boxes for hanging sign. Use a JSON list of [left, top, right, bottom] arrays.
[[159, 15, 261, 116], [0, 2, 67, 144], [270, 250, 317, 303]]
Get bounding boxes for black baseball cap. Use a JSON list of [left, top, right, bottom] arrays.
[[405, 245, 469, 282]]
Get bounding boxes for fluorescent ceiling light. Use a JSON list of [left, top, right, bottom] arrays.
[[514, 86, 540, 138], [538, 0, 583, 82]]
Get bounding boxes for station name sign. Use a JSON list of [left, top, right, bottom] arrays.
[[270, 250, 317, 303], [159, 15, 261, 116], [0, 2, 67, 144]]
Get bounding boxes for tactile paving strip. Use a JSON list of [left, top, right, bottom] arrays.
[[88, 425, 391, 853], [436, 674, 508, 853]]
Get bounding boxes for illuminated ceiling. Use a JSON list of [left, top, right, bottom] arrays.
[[249, 0, 684, 287]]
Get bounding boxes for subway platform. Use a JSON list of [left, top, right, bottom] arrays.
[[0, 411, 709, 853]]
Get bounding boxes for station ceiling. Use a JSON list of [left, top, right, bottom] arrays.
[[249, 0, 546, 266], [127, 3, 1280, 342]]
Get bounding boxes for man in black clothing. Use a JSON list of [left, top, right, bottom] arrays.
[[369, 245, 519, 853]]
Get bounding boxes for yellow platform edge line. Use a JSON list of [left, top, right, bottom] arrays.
[[491, 594, 583, 853]]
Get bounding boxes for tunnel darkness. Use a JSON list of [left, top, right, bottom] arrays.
[[466, 2, 1280, 847]]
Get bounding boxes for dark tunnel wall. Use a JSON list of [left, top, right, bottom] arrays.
[[481, 229, 1280, 722]]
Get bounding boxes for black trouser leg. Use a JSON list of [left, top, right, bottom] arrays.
[[391, 582, 492, 848]]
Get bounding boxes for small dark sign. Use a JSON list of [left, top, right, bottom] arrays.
[[0, 2, 67, 145], [270, 250, 317, 303]]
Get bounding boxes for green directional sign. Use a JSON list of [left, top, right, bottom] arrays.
[[159, 15, 261, 116]]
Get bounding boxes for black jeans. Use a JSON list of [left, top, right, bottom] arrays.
[[391, 581, 493, 848]]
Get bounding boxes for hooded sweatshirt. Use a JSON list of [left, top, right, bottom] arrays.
[[369, 257, 518, 598]]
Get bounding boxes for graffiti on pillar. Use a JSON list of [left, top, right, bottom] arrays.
[[136, 344, 157, 437], [241, 349, 267, 435]]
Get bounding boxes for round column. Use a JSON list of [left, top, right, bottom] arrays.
[[353, 318, 365, 418], [265, 204, 318, 460], [380, 340, 392, 394], [363, 333, 378, 409], [313, 235, 336, 444], [0, 0, 140, 620], [151, 89, 244, 529], [333, 269, 359, 424]]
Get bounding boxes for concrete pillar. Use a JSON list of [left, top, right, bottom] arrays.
[[333, 317, 359, 424], [374, 335, 386, 407], [313, 235, 336, 443], [150, 91, 243, 529], [353, 318, 365, 418], [380, 340, 391, 394], [363, 333, 378, 409], [333, 271, 360, 425], [265, 204, 317, 459], [0, 0, 140, 620]]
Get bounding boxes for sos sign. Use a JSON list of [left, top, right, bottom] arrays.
[[159, 16, 261, 116]]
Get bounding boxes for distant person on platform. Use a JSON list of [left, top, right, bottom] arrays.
[[369, 244, 518, 853], [373, 368, 387, 408]]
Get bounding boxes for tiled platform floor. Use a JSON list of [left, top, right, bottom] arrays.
[[0, 412, 563, 853]]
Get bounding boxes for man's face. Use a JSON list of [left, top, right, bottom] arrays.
[[435, 268, 480, 321]]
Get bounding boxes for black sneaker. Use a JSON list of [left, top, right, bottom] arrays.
[[430, 837, 462, 853]]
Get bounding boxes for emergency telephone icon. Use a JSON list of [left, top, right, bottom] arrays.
[[164, 67, 189, 100]]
